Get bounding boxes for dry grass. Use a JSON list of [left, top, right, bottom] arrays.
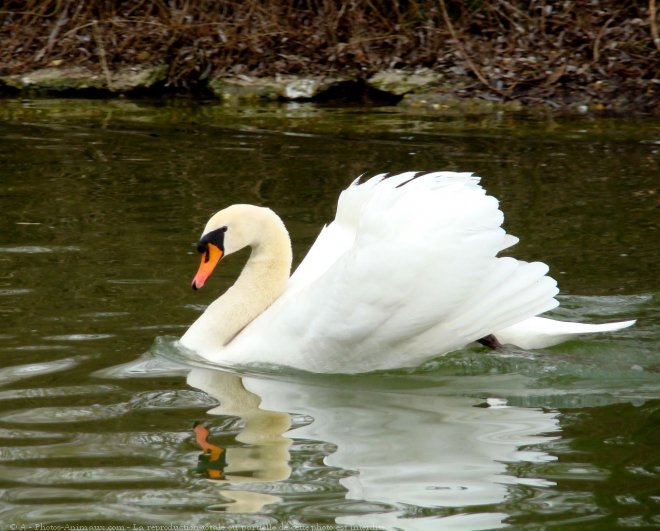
[[1, 1, 658, 111]]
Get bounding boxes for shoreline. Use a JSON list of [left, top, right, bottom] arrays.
[[2, 1, 657, 116], [1, 64, 655, 116]]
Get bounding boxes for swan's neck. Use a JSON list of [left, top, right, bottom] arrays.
[[181, 211, 292, 354]]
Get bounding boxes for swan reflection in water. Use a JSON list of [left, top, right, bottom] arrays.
[[187, 368, 560, 530], [188, 369, 291, 513]]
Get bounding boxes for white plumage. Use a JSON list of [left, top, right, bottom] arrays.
[[180, 171, 634, 373]]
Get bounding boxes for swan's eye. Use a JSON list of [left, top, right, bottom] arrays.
[[196, 226, 227, 258]]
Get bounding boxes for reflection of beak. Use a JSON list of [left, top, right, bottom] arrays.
[[192, 243, 223, 290], [193, 423, 226, 479]]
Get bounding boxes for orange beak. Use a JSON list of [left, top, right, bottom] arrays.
[[192, 243, 223, 290]]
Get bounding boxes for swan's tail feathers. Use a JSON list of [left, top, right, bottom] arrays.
[[494, 317, 637, 350]]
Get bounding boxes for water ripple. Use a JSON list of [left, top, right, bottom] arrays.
[[0, 465, 179, 486], [0, 356, 84, 385], [0, 384, 121, 400], [2, 403, 129, 424], [0, 288, 32, 296], [44, 334, 114, 341], [0, 245, 80, 253]]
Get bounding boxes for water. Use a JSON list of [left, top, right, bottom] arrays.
[[0, 99, 658, 530]]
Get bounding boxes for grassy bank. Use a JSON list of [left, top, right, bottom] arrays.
[[1, 1, 658, 113]]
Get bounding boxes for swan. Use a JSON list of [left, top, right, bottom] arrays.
[[180, 171, 635, 373]]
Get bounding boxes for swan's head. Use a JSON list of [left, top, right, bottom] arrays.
[[191, 204, 282, 290]]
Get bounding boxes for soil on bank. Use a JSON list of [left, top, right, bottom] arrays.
[[1, 1, 658, 114]]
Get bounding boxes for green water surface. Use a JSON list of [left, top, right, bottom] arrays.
[[0, 99, 658, 530]]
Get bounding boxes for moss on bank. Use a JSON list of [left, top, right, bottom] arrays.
[[0, 1, 658, 113]]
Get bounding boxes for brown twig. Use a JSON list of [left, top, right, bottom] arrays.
[[0, 0, 63, 18], [593, 15, 616, 63], [92, 19, 113, 90], [651, 0, 660, 51], [438, 0, 505, 96]]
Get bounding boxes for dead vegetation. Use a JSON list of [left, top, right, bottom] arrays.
[[0, 0, 658, 112]]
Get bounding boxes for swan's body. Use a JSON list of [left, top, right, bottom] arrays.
[[180, 172, 634, 373]]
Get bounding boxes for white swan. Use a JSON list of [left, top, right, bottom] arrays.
[[180, 171, 635, 373]]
